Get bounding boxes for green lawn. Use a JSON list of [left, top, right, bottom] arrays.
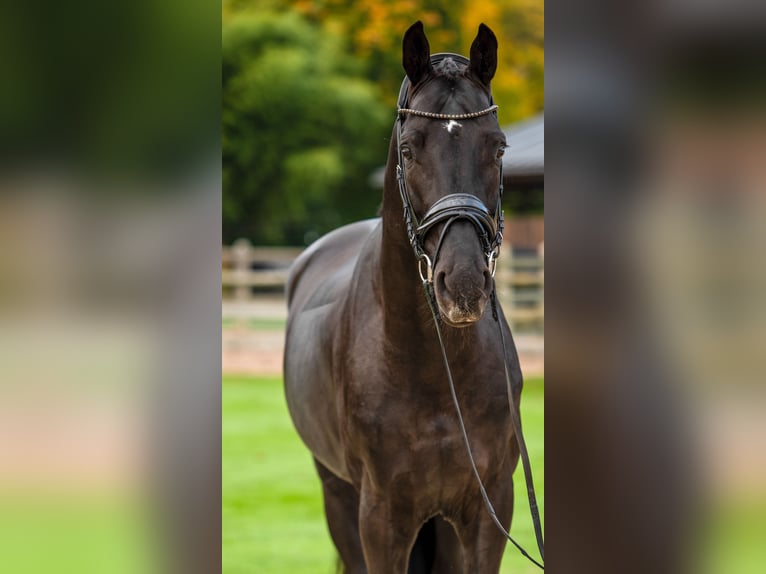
[[223, 375, 544, 574]]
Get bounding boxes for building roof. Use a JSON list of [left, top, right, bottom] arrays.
[[503, 113, 544, 181]]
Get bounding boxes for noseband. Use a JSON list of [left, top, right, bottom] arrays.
[[395, 53, 504, 283]]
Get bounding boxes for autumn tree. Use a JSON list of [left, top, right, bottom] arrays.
[[283, 0, 544, 123], [222, 11, 389, 244]]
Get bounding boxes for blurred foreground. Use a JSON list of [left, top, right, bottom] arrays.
[[0, 176, 221, 574], [546, 0, 766, 571], [0, 2, 220, 573]]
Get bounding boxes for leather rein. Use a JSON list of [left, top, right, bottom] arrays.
[[395, 54, 545, 570]]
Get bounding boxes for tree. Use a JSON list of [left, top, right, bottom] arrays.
[[222, 12, 389, 244]]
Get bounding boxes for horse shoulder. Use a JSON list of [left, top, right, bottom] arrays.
[[286, 218, 380, 314], [284, 218, 381, 480]]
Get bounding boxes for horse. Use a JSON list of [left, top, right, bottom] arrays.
[[284, 21, 528, 573]]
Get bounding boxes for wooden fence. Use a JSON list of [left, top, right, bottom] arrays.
[[223, 238, 543, 330]]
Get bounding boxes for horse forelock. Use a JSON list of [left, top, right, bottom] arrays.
[[409, 58, 490, 115], [434, 56, 464, 79]]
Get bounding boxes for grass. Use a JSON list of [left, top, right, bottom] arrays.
[[0, 493, 154, 574], [222, 375, 544, 574], [702, 498, 766, 574]]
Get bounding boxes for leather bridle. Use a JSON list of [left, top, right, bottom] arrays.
[[395, 53, 505, 284], [395, 54, 545, 570]]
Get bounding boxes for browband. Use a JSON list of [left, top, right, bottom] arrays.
[[398, 105, 499, 120], [396, 53, 495, 112]]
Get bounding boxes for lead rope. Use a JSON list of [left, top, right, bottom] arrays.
[[421, 279, 545, 570]]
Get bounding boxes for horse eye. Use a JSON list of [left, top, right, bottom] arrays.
[[496, 146, 506, 159], [401, 146, 412, 160]]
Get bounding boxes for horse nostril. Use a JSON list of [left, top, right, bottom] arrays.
[[436, 270, 449, 296]]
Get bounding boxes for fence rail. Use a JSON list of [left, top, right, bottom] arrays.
[[223, 238, 543, 330]]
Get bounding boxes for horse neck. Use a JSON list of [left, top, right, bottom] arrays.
[[377, 180, 483, 377]]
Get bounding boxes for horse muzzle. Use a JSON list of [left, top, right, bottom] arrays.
[[434, 258, 492, 327]]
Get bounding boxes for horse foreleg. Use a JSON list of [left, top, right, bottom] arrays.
[[314, 458, 367, 574], [357, 475, 420, 574], [431, 517, 464, 572], [455, 475, 515, 574]]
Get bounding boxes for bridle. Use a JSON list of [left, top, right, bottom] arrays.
[[395, 54, 545, 570], [395, 53, 504, 285]]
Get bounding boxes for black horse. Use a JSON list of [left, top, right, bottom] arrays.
[[284, 22, 525, 573]]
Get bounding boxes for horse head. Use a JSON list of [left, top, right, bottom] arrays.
[[396, 21, 506, 327]]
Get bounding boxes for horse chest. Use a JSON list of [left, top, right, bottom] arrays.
[[344, 378, 507, 490]]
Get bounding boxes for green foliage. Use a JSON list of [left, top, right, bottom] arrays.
[[222, 12, 390, 245]]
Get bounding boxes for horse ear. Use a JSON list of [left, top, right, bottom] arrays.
[[469, 23, 498, 87], [402, 21, 432, 86]]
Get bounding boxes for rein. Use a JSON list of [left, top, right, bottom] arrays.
[[422, 279, 545, 570], [396, 54, 545, 569]]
